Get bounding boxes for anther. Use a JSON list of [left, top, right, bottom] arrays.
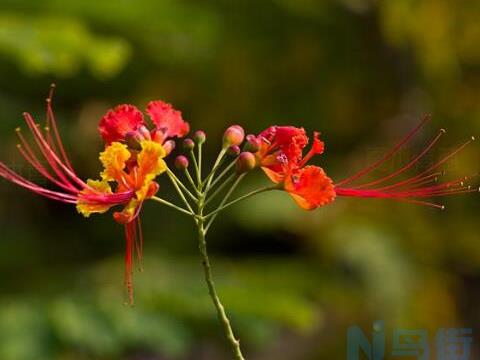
[[16, 144, 22, 148], [440, 205, 446, 210], [440, 128, 446, 133], [471, 136, 476, 141], [15, 127, 21, 133]]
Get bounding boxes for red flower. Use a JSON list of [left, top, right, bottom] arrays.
[[0, 92, 187, 304], [99, 100, 190, 146], [257, 117, 477, 210], [256, 126, 335, 209]]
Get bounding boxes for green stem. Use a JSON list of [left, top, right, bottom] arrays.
[[150, 196, 193, 216], [197, 143, 203, 186], [167, 169, 198, 201], [204, 148, 227, 190], [197, 205, 245, 360], [204, 173, 236, 206], [207, 158, 237, 193], [204, 185, 277, 219], [167, 171, 194, 214], [205, 174, 245, 233], [189, 149, 200, 186], [184, 168, 198, 194]]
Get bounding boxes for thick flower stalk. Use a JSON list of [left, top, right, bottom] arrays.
[[0, 87, 478, 360]]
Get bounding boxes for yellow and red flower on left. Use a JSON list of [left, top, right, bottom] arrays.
[[0, 91, 189, 304]]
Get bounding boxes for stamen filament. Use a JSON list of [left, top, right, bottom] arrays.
[[336, 114, 431, 187], [354, 129, 445, 189]]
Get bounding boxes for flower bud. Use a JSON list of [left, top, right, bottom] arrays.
[[223, 125, 245, 147], [175, 155, 189, 170], [193, 130, 206, 144], [182, 138, 195, 151], [163, 140, 176, 155], [138, 125, 151, 140], [152, 129, 166, 143], [244, 134, 261, 153], [125, 131, 143, 150], [146, 182, 160, 198], [227, 145, 240, 157], [236, 152, 256, 174]]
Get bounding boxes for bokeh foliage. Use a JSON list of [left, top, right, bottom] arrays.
[[0, 0, 479, 359]]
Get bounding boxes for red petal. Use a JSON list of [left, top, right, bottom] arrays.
[[99, 105, 145, 145], [146, 100, 190, 139], [284, 166, 336, 210]]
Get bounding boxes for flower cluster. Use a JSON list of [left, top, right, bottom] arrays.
[[1, 88, 478, 309]]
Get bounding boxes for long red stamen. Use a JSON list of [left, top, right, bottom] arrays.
[[354, 129, 445, 189], [0, 162, 77, 203], [23, 113, 76, 188], [136, 217, 144, 272], [46, 84, 74, 171], [23, 112, 88, 189], [336, 114, 431, 187], [124, 222, 135, 306], [15, 135, 78, 193], [375, 137, 476, 192], [392, 172, 443, 191]]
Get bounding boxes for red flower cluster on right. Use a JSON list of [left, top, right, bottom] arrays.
[[253, 126, 336, 210], [251, 117, 477, 211]]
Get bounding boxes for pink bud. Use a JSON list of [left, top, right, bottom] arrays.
[[152, 129, 166, 143], [193, 130, 206, 144], [244, 134, 261, 153], [175, 155, 189, 170], [183, 138, 195, 151], [227, 145, 240, 157], [223, 125, 245, 147], [236, 152, 256, 174], [138, 125, 151, 140], [163, 140, 176, 155]]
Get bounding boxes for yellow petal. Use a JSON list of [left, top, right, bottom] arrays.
[[76, 179, 113, 217], [135, 140, 167, 200], [99, 142, 131, 181]]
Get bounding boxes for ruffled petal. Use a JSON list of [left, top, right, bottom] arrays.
[[135, 140, 167, 200], [146, 100, 190, 139], [257, 126, 309, 179], [284, 166, 336, 210], [99, 104, 145, 144], [99, 142, 131, 182]]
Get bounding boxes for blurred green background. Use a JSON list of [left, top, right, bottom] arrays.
[[0, 0, 479, 359]]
